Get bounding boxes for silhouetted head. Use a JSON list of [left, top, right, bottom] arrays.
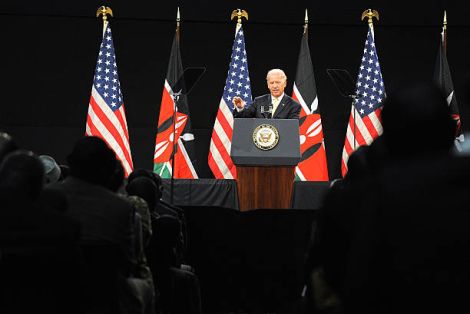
[[0, 150, 44, 201], [126, 176, 158, 211], [67, 136, 117, 186], [346, 136, 390, 179], [381, 83, 454, 156], [39, 155, 61, 185], [345, 146, 371, 181], [128, 168, 162, 184], [366, 135, 389, 170], [0, 132, 18, 163], [128, 168, 163, 199]]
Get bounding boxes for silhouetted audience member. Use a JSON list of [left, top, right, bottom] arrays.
[[341, 84, 458, 314], [48, 136, 134, 313], [35, 154, 69, 216], [126, 176, 159, 215], [0, 150, 81, 314], [56, 137, 134, 253], [108, 159, 156, 314], [128, 169, 188, 264], [125, 178, 156, 254], [381, 83, 454, 158], [126, 196, 156, 314], [126, 175, 189, 311], [307, 83, 459, 314], [128, 169, 182, 220], [128, 168, 160, 185], [151, 214, 202, 314], [127, 196, 152, 260], [0, 150, 44, 205], [304, 137, 390, 312]]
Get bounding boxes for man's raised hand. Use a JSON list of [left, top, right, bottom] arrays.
[[233, 96, 245, 109]]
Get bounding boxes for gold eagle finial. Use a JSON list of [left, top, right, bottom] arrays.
[[231, 9, 248, 25], [361, 9, 379, 25], [96, 6, 113, 22]]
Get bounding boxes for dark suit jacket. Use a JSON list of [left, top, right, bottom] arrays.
[[49, 177, 134, 267], [233, 94, 301, 119]]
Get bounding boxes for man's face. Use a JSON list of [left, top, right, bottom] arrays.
[[267, 72, 287, 98]]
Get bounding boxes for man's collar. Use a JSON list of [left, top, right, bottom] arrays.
[[271, 93, 285, 101]]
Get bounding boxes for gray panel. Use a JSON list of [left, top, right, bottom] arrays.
[[230, 118, 301, 166]]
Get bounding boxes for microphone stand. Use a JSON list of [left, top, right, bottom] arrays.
[[167, 67, 206, 206], [260, 104, 273, 119], [170, 90, 182, 206], [326, 68, 359, 150]]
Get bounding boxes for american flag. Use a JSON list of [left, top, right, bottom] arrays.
[[208, 25, 252, 179], [86, 21, 133, 176], [341, 24, 385, 176]]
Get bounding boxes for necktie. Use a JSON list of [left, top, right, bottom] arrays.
[[271, 97, 280, 118]]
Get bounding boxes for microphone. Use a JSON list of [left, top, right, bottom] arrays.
[[260, 104, 273, 118]]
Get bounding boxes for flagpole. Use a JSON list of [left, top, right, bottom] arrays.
[[356, 9, 379, 151], [170, 7, 181, 205], [442, 10, 447, 54], [303, 9, 308, 35]]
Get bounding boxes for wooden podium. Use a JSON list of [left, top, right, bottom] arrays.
[[236, 166, 295, 211], [231, 119, 300, 211]]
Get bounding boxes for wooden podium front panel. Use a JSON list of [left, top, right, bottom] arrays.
[[236, 166, 295, 211]]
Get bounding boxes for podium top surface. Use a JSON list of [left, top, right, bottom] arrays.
[[230, 118, 301, 166]]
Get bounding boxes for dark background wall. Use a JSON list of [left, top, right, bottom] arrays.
[[1, 0, 469, 179]]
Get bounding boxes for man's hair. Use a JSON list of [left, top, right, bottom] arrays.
[[128, 168, 162, 189], [266, 69, 287, 81], [126, 176, 158, 211], [0, 150, 45, 200]]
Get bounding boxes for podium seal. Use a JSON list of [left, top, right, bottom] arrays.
[[252, 124, 279, 150]]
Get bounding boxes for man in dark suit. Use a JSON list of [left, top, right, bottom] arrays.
[[233, 69, 301, 119], [49, 137, 134, 269]]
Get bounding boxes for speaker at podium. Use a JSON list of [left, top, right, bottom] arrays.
[[230, 118, 300, 211]]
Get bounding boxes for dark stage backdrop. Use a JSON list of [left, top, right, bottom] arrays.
[[1, 0, 469, 178]]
